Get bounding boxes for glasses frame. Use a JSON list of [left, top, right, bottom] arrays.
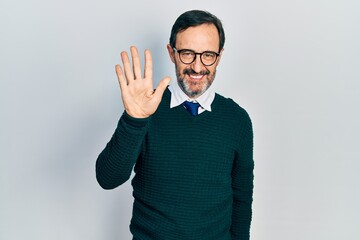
[[173, 48, 220, 66]]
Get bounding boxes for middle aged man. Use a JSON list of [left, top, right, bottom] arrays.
[[96, 10, 254, 240]]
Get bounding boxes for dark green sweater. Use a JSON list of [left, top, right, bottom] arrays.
[[96, 89, 254, 240]]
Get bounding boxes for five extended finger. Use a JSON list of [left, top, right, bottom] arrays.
[[130, 46, 142, 80], [153, 77, 171, 100], [115, 64, 127, 89], [121, 51, 134, 82], [144, 49, 153, 80]]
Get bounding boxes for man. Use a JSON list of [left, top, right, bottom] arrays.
[[96, 10, 254, 240]]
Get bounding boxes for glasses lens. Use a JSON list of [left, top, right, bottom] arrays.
[[179, 50, 195, 64], [201, 52, 217, 66]]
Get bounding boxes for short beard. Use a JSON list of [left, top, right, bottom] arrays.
[[175, 64, 216, 98]]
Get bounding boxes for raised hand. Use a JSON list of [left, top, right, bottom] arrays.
[[116, 46, 171, 118]]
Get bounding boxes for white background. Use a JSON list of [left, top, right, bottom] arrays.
[[1, 0, 359, 239]]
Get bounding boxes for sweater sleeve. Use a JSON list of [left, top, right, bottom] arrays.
[[231, 112, 254, 239], [95, 111, 150, 190]]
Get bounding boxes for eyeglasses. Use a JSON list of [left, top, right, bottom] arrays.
[[173, 48, 220, 66]]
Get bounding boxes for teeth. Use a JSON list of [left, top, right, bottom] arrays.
[[189, 75, 203, 79]]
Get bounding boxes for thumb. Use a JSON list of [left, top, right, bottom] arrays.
[[153, 77, 171, 100]]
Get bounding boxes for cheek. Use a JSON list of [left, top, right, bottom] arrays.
[[178, 66, 190, 75], [209, 67, 217, 76], [175, 61, 186, 73]]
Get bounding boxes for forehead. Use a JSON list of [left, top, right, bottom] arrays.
[[176, 23, 219, 52]]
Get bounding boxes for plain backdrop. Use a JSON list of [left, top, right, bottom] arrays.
[[1, 0, 359, 239]]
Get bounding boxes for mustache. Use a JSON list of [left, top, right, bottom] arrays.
[[183, 68, 210, 75]]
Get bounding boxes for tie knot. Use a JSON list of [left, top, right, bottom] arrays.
[[183, 101, 200, 116]]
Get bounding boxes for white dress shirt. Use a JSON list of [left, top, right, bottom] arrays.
[[168, 81, 215, 115]]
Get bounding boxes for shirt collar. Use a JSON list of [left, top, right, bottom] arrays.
[[168, 81, 215, 112]]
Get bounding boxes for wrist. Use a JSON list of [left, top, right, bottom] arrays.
[[122, 111, 151, 128], [125, 109, 151, 119]]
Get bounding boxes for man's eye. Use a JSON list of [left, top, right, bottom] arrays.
[[204, 52, 215, 58], [182, 52, 194, 57]]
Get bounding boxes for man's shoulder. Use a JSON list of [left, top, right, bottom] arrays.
[[162, 87, 171, 100], [214, 93, 250, 118]]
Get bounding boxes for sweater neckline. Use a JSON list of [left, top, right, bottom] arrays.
[[164, 88, 218, 121]]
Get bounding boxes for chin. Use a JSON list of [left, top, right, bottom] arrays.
[[177, 74, 213, 98], [184, 84, 208, 98]]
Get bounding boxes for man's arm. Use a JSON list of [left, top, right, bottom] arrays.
[[95, 112, 149, 189], [231, 113, 254, 239], [95, 46, 170, 189]]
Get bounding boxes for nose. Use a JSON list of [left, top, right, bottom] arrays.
[[191, 55, 205, 73]]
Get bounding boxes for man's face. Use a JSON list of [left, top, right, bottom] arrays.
[[167, 23, 223, 98]]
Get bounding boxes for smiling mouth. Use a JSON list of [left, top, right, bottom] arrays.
[[188, 74, 204, 80]]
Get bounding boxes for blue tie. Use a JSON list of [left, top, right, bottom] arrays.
[[183, 101, 200, 116]]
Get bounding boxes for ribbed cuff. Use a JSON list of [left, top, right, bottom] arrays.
[[121, 111, 151, 128]]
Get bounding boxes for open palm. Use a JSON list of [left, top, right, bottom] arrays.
[[116, 46, 171, 118]]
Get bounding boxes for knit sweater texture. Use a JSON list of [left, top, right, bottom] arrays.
[[96, 88, 254, 240]]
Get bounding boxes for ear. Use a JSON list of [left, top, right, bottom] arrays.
[[167, 44, 175, 63], [215, 48, 224, 66]]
